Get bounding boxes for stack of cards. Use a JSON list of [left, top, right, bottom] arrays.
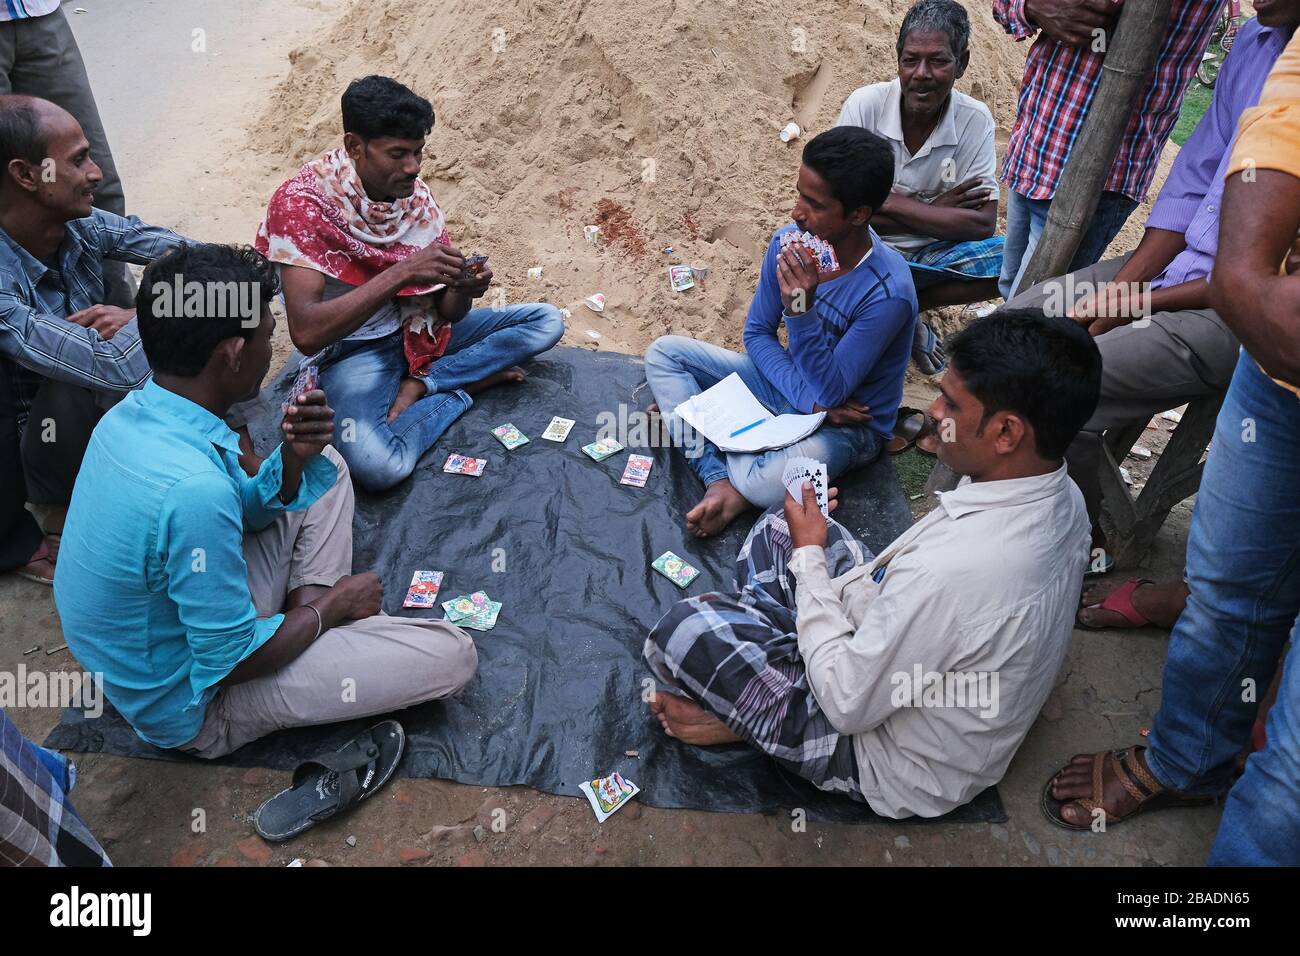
[[492, 423, 529, 449], [582, 437, 624, 461], [442, 590, 502, 631], [542, 416, 575, 442], [281, 363, 318, 410], [579, 772, 640, 823], [779, 229, 840, 273], [782, 456, 829, 516], [401, 570, 445, 608], [444, 454, 486, 476], [620, 454, 653, 487], [652, 551, 700, 588]]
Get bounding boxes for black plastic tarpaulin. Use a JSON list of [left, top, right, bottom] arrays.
[[45, 347, 1004, 824]]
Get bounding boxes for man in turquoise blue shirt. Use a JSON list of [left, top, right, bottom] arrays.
[[53, 243, 477, 757]]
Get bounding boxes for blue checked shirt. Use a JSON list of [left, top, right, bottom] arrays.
[[0, 209, 185, 432]]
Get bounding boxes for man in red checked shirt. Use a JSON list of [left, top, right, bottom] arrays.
[[994, 0, 1221, 299]]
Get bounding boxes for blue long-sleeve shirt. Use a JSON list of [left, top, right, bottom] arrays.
[[53, 381, 337, 749], [743, 225, 917, 437]]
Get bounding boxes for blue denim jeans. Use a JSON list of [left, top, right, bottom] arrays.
[[318, 302, 564, 491], [998, 189, 1140, 299], [1142, 353, 1300, 865], [643, 336, 884, 508]]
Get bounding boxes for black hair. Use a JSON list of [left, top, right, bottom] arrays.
[[341, 75, 434, 141], [136, 244, 280, 378], [946, 308, 1102, 460], [897, 0, 971, 60], [801, 126, 894, 214], [0, 97, 49, 182]]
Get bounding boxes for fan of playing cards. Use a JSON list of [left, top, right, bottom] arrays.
[[782, 456, 830, 517], [779, 228, 840, 273]]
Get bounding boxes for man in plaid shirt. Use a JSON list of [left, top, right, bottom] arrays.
[[0, 95, 185, 584], [994, 0, 1221, 298]]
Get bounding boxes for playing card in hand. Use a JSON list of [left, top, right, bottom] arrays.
[[281, 363, 319, 410], [781, 456, 829, 517]]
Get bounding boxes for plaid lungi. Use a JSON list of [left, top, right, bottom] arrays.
[[902, 236, 1005, 288], [1, 708, 111, 867], [644, 508, 873, 800]]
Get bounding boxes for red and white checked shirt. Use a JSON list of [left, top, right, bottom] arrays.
[[994, 0, 1221, 202]]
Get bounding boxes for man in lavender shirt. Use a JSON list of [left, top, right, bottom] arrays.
[[1001, 9, 1300, 628]]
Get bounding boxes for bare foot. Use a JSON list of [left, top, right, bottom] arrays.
[[387, 377, 427, 423], [464, 366, 526, 398], [1077, 579, 1189, 630], [649, 692, 740, 746], [685, 479, 752, 538]]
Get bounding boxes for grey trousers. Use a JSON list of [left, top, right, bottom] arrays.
[[181, 447, 479, 759], [1005, 255, 1240, 526], [20, 379, 118, 505], [0, 8, 133, 307]]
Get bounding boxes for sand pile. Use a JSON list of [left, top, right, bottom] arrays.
[[252, 0, 1036, 356]]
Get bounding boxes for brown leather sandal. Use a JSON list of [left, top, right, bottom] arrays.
[[13, 538, 55, 586], [1041, 745, 1216, 831]]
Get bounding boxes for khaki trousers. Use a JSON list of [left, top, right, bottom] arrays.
[[182, 448, 477, 758], [1005, 255, 1239, 525]]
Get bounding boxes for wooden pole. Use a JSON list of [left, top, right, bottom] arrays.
[[1013, 0, 1174, 295]]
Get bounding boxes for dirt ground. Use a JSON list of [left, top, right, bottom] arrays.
[[0, 0, 1226, 866]]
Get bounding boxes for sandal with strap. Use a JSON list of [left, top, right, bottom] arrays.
[[253, 719, 405, 842], [13, 538, 55, 586], [1041, 745, 1215, 831], [1076, 577, 1152, 630]]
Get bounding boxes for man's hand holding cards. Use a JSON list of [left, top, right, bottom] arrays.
[[782, 457, 839, 550]]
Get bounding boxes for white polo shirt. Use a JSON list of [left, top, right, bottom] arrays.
[[837, 79, 999, 253]]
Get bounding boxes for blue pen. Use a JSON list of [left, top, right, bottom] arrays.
[[729, 417, 767, 438]]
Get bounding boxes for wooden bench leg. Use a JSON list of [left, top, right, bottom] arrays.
[[1099, 393, 1225, 570]]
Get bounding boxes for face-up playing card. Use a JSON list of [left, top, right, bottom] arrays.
[[542, 417, 575, 442], [582, 437, 624, 461], [619, 454, 653, 487], [579, 772, 640, 823], [281, 363, 319, 410], [782, 456, 829, 517], [652, 551, 700, 588], [443, 454, 487, 476], [492, 423, 529, 449], [402, 570, 445, 608]]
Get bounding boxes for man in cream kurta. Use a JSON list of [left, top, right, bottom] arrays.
[[645, 309, 1100, 818]]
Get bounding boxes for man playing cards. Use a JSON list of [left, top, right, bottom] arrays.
[[645, 311, 1100, 818], [645, 127, 918, 537], [52, 245, 477, 758], [259, 76, 564, 492]]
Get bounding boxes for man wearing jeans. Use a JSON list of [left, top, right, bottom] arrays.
[[1045, 28, 1300, 866], [263, 76, 563, 492], [645, 127, 917, 538], [992, 0, 1220, 299]]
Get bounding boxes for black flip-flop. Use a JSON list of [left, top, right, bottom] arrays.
[[253, 720, 405, 842]]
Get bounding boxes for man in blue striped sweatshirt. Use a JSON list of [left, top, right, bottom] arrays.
[[646, 126, 918, 537]]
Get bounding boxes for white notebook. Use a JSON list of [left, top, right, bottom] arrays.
[[673, 373, 826, 453]]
